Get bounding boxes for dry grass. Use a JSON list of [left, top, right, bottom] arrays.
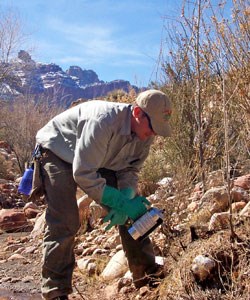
[[158, 219, 250, 300]]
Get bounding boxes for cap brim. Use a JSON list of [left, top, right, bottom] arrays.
[[150, 117, 172, 137]]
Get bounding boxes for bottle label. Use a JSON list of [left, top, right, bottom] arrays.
[[128, 208, 163, 240]]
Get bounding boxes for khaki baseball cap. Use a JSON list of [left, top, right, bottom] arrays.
[[136, 89, 172, 137]]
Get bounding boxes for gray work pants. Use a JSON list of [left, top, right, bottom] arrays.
[[40, 150, 155, 299]]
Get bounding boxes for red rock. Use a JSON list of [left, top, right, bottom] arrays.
[[24, 207, 40, 219], [234, 175, 250, 190], [230, 201, 246, 213], [231, 186, 249, 202], [0, 209, 28, 232]]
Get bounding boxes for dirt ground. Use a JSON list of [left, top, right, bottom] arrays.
[[0, 231, 137, 300], [0, 232, 42, 300], [0, 232, 96, 300]]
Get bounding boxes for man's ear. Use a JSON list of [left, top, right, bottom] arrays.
[[133, 106, 143, 118]]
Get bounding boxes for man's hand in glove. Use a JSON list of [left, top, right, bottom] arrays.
[[120, 188, 151, 220], [102, 187, 133, 230], [102, 186, 151, 230], [123, 195, 150, 220], [103, 209, 128, 230]]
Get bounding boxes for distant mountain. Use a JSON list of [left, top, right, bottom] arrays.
[[0, 50, 139, 106]]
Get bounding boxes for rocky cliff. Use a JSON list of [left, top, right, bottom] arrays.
[[0, 50, 138, 107]]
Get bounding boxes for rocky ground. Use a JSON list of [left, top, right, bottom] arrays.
[[0, 215, 166, 300], [0, 142, 250, 300], [0, 213, 249, 300]]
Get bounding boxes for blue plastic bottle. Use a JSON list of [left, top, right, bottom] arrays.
[[18, 166, 34, 195]]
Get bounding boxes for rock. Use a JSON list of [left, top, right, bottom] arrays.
[[101, 250, 128, 281], [230, 201, 246, 213], [92, 248, 108, 255], [87, 262, 96, 276], [93, 235, 106, 245], [22, 276, 34, 283], [14, 247, 26, 254], [82, 246, 97, 256], [103, 233, 121, 249], [77, 195, 107, 232], [193, 182, 203, 192], [208, 212, 230, 231], [157, 177, 173, 186], [4, 244, 23, 252], [123, 270, 133, 279], [191, 255, 216, 281], [139, 286, 150, 296], [1, 51, 138, 105], [66, 66, 100, 85], [234, 174, 250, 190], [24, 207, 40, 219], [0, 178, 23, 209], [77, 257, 95, 271], [0, 276, 11, 282], [199, 187, 229, 215], [77, 195, 92, 225], [231, 186, 249, 202], [117, 277, 132, 291], [103, 285, 117, 299], [22, 245, 37, 254], [0, 209, 29, 232], [119, 286, 134, 294], [116, 244, 123, 251], [11, 277, 21, 283], [89, 201, 107, 227], [24, 202, 39, 211], [239, 201, 250, 217], [30, 211, 46, 238], [8, 253, 25, 261]]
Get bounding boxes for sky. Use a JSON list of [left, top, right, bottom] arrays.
[[0, 0, 184, 87]]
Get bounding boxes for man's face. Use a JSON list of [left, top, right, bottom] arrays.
[[132, 107, 156, 141]]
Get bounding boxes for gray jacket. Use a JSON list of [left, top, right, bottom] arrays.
[[36, 100, 153, 202]]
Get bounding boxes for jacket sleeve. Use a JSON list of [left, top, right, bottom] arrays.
[[116, 138, 152, 192], [72, 116, 111, 202]]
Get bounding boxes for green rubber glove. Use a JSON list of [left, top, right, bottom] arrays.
[[123, 196, 151, 220], [101, 185, 151, 221], [103, 188, 134, 230], [120, 187, 135, 199], [103, 209, 128, 230], [101, 186, 129, 230], [101, 185, 128, 210]]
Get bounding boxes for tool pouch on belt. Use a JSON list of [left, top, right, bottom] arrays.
[[28, 145, 45, 202]]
